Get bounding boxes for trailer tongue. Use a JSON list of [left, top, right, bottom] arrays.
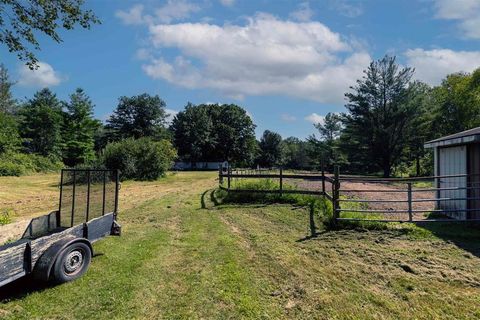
[[0, 169, 121, 288]]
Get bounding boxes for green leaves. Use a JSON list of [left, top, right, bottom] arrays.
[[171, 104, 256, 165], [106, 94, 168, 141], [102, 137, 177, 181], [0, 0, 100, 69]]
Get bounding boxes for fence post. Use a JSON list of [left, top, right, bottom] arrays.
[[218, 164, 222, 187], [333, 166, 340, 223], [280, 167, 283, 197], [227, 165, 231, 190], [321, 159, 326, 195], [407, 182, 413, 222]]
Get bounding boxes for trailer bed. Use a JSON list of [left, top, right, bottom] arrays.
[[0, 213, 115, 287]]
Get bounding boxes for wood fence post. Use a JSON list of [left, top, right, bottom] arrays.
[[227, 166, 231, 190], [407, 182, 413, 222], [218, 165, 222, 187], [280, 167, 283, 197], [321, 159, 326, 196], [333, 166, 340, 223]]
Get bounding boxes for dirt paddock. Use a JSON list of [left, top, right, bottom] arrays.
[[288, 178, 436, 221]]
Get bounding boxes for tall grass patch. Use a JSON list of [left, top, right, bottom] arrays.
[[217, 178, 332, 224]]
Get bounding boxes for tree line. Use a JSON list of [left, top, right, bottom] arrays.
[[257, 56, 480, 177], [1, 55, 479, 179]]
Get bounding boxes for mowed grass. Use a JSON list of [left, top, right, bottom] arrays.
[[1, 172, 480, 319]]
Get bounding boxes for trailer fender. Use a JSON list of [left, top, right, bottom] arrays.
[[33, 237, 93, 282]]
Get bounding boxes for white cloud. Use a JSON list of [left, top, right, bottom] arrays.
[[305, 113, 324, 124], [331, 0, 363, 18], [165, 108, 178, 124], [115, 4, 145, 25], [116, 1, 200, 26], [281, 113, 297, 122], [289, 2, 314, 22], [142, 13, 370, 104], [405, 48, 480, 85], [155, 0, 200, 24], [432, 0, 480, 39], [18, 62, 63, 87], [219, 0, 235, 7]]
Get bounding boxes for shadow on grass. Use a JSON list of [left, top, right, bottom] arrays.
[[416, 222, 480, 258], [0, 275, 54, 302], [331, 216, 480, 258], [200, 189, 227, 209]]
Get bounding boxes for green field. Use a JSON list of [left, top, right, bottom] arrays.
[[1, 172, 480, 319]]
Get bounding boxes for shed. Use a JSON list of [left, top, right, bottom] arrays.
[[424, 127, 480, 220]]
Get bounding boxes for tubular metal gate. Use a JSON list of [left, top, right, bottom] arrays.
[[219, 166, 480, 223], [59, 169, 120, 228]]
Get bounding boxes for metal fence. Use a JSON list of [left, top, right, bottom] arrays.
[[59, 169, 120, 228], [219, 166, 480, 223], [218, 166, 334, 199]]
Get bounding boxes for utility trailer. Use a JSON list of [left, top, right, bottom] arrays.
[[0, 169, 121, 288]]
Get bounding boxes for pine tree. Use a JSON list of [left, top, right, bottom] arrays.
[[342, 55, 417, 177], [62, 88, 101, 166], [20, 89, 64, 158], [0, 64, 17, 114], [0, 64, 21, 154]]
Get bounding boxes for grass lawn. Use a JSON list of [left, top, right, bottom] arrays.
[[1, 171, 480, 319]]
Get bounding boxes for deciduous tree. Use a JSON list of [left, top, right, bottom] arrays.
[[106, 94, 168, 140], [0, 0, 99, 69], [171, 103, 256, 165]]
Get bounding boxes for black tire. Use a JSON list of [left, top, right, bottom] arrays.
[[51, 242, 92, 284]]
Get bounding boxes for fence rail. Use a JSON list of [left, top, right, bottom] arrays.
[[218, 165, 480, 224]]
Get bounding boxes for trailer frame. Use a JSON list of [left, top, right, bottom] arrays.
[[0, 169, 121, 288]]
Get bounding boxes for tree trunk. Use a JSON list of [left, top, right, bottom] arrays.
[[416, 155, 420, 177], [383, 157, 391, 178]]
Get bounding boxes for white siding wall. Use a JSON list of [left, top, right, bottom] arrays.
[[438, 146, 467, 219]]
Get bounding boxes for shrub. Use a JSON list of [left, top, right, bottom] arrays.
[[0, 152, 63, 176], [102, 137, 177, 181], [0, 161, 25, 176]]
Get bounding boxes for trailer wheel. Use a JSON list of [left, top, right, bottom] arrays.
[[52, 242, 92, 284]]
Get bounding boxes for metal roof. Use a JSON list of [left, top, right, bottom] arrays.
[[424, 127, 480, 148]]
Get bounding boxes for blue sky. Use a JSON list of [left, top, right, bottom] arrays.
[[2, 0, 480, 139]]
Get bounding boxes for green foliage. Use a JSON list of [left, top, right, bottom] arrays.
[[171, 103, 257, 165], [106, 94, 168, 141], [258, 130, 283, 167], [217, 179, 332, 224], [0, 208, 14, 225], [281, 137, 311, 169], [341, 55, 418, 177], [62, 88, 101, 166], [309, 112, 346, 170], [0, 151, 63, 176], [102, 137, 177, 181], [431, 69, 480, 137], [0, 112, 21, 154], [0, 161, 24, 176], [19, 89, 64, 158], [0, 64, 17, 114], [0, 0, 100, 69]]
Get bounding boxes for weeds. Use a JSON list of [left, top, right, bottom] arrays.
[[0, 209, 13, 225]]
